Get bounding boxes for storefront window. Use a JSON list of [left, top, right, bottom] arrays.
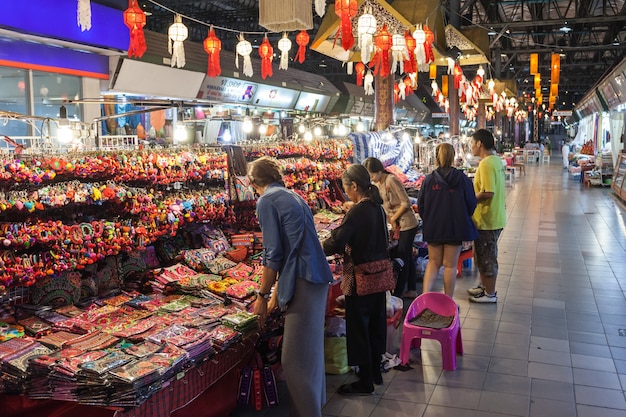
[[0, 67, 28, 137], [32, 71, 81, 121]]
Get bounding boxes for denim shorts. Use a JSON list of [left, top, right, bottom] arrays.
[[474, 229, 502, 278]]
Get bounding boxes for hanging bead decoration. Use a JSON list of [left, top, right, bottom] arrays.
[[403, 30, 417, 74], [357, 7, 377, 64], [334, 0, 358, 51], [294, 30, 309, 64], [278, 33, 292, 70], [370, 24, 392, 77], [203, 27, 222, 77], [124, 0, 147, 58], [390, 33, 407, 74], [355, 62, 365, 86], [77, 0, 92, 31], [236, 34, 254, 77], [364, 70, 374, 95], [168, 14, 188, 68], [258, 35, 274, 79]]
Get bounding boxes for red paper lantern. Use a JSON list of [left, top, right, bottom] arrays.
[[124, 0, 147, 58], [334, 0, 358, 51], [423, 25, 435, 64], [371, 25, 392, 77], [355, 62, 365, 86], [203, 28, 221, 77], [404, 30, 417, 74], [258, 35, 274, 79], [294, 30, 309, 64], [453, 62, 463, 89]]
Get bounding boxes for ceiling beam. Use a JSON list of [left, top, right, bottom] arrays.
[[474, 15, 626, 29]]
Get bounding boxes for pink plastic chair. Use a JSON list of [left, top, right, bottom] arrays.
[[399, 292, 463, 370]]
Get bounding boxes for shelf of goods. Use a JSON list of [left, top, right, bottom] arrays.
[[0, 140, 353, 417], [612, 152, 626, 203]]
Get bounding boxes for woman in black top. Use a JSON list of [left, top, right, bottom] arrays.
[[323, 164, 389, 395], [418, 143, 478, 297]]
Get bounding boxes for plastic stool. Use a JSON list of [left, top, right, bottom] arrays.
[[542, 154, 550, 164], [399, 293, 463, 370], [456, 248, 473, 277]]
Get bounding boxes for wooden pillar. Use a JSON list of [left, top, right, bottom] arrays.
[[374, 74, 394, 131], [448, 75, 459, 137], [477, 101, 486, 129]]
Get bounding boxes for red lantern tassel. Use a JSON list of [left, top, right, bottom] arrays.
[[404, 31, 417, 74], [335, 0, 357, 51], [424, 25, 435, 64], [204, 28, 222, 77], [454, 62, 463, 89], [294, 30, 309, 64], [355, 62, 365, 86], [128, 26, 147, 58], [259, 36, 273, 79]]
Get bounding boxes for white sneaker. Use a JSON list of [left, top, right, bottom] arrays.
[[467, 284, 485, 296], [469, 291, 497, 303]]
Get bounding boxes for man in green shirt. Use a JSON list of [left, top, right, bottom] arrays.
[[467, 129, 506, 303]]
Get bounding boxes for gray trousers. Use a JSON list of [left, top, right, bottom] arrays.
[[282, 278, 329, 417]]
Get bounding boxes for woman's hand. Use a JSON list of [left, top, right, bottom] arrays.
[[342, 201, 354, 212]]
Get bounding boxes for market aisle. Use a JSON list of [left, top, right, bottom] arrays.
[[231, 155, 626, 417]]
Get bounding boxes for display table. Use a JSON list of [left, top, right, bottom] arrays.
[[1, 336, 257, 417]]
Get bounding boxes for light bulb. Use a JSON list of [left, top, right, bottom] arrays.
[[174, 122, 187, 143], [314, 126, 322, 136], [304, 131, 313, 141], [338, 124, 347, 136], [259, 124, 268, 135], [298, 123, 306, 133], [223, 129, 232, 142], [57, 126, 72, 144], [356, 122, 364, 132], [243, 117, 253, 133]]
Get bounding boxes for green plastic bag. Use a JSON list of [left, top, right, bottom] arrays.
[[324, 336, 349, 375]]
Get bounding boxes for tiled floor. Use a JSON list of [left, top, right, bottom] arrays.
[[232, 155, 626, 417]]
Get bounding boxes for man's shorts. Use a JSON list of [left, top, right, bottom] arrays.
[[474, 229, 502, 278]]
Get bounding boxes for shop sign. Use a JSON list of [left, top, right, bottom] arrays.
[[252, 85, 299, 109], [553, 110, 572, 117], [432, 112, 449, 118], [294, 92, 330, 112], [197, 76, 257, 103]]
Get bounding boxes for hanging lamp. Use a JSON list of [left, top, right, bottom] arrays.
[[294, 30, 309, 64], [124, 0, 147, 58], [529, 53, 538, 75], [551, 53, 560, 85], [168, 14, 188, 68], [371, 24, 392, 77], [391, 33, 407, 74], [335, 0, 358, 51], [413, 25, 426, 66], [236, 34, 253, 77], [258, 35, 274, 79], [203, 27, 222, 77], [404, 30, 417, 74], [278, 33, 292, 70], [357, 8, 377, 64], [423, 25, 435, 64], [355, 62, 366, 86]]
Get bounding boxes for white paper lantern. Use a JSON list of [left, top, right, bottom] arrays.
[[357, 9, 377, 64], [364, 71, 374, 95], [413, 25, 426, 65], [236, 34, 253, 77], [168, 15, 188, 68], [391, 33, 407, 74], [278, 33, 292, 70]]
